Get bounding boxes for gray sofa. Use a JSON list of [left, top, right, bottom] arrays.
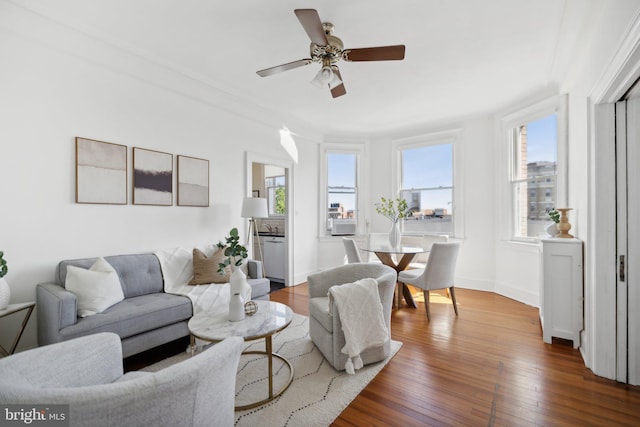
[[36, 253, 270, 357], [0, 332, 243, 427]]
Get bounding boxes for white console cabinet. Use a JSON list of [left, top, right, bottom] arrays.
[[539, 237, 583, 348]]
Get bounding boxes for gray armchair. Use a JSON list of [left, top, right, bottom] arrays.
[[307, 263, 397, 371], [0, 332, 243, 427]]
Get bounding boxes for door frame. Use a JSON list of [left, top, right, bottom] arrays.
[[245, 151, 294, 287], [587, 15, 640, 380]]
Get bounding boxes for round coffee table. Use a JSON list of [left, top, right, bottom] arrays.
[[188, 300, 294, 410]]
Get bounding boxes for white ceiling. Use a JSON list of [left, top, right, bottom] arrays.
[[13, 0, 588, 136]]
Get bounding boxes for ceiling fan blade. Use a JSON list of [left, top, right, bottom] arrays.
[[294, 9, 328, 46], [256, 59, 312, 77], [330, 68, 346, 98], [343, 45, 406, 62]]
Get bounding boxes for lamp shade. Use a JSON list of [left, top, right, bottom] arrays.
[[241, 197, 268, 218], [311, 66, 333, 88]]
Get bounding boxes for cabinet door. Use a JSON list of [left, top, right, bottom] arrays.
[[542, 239, 582, 348], [263, 238, 285, 281]]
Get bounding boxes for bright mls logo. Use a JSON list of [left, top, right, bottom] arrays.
[[1, 405, 69, 426]]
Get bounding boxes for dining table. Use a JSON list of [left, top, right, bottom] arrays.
[[359, 243, 428, 308]]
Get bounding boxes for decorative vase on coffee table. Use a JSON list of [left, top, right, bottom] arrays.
[[389, 221, 401, 248], [229, 266, 252, 303], [229, 292, 245, 322]]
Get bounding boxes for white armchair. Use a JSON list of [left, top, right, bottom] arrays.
[[0, 332, 243, 427], [307, 263, 397, 371]]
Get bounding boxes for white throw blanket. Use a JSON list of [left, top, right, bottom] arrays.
[[328, 278, 389, 374], [154, 246, 230, 315]]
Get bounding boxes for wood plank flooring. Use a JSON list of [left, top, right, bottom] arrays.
[[270, 285, 640, 426]]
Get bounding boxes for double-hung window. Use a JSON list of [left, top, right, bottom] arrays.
[[502, 95, 566, 241], [394, 133, 458, 236], [400, 144, 454, 235], [319, 143, 365, 237]]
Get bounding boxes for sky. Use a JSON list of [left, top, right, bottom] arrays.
[[328, 153, 357, 211], [526, 114, 557, 163]]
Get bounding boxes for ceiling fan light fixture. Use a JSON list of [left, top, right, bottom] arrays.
[[311, 66, 333, 88], [328, 68, 342, 89]]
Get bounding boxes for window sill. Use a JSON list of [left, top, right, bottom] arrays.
[[318, 234, 359, 243]]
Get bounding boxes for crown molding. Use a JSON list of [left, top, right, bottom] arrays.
[[1, 0, 323, 140]]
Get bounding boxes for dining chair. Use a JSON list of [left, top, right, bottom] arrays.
[[342, 237, 362, 263], [400, 234, 449, 269], [397, 242, 461, 321]]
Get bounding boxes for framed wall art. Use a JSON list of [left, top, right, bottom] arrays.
[[133, 147, 173, 206], [76, 137, 127, 204], [177, 155, 209, 207]]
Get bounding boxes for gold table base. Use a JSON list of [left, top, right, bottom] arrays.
[[235, 334, 294, 410]]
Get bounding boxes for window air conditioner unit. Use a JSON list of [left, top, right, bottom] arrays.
[[331, 220, 356, 236]]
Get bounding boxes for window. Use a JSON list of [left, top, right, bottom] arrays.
[[399, 143, 454, 235], [501, 94, 566, 241], [326, 153, 357, 234], [265, 166, 285, 216], [319, 143, 365, 238], [510, 114, 558, 237]]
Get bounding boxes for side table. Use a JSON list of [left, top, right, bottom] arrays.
[[0, 301, 36, 357]]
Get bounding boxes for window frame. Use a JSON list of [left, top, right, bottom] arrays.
[[265, 174, 286, 217], [499, 95, 568, 243], [319, 142, 367, 238], [392, 129, 463, 238]]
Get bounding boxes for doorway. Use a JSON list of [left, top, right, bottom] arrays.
[[245, 152, 293, 287]]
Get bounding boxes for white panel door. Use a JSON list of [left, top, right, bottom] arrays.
[[625, 96, 640, 385]]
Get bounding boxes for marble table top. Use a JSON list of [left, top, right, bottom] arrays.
[[188, 300, 293, 342]]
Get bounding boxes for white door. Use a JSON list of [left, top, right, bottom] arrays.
[[616, 92, 640, 385]]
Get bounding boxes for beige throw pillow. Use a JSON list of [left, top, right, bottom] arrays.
[[189, 248, 231, 285]]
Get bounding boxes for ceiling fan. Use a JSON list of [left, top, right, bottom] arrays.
[[256, 9, 406, 98]]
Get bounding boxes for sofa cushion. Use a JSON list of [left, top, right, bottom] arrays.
[[189, 248, 230, 285], [59, 293, 192, 341], [58, 254, 164, 298], [65, 258, 125, 317]]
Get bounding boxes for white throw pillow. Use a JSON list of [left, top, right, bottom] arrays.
[[65, 257, 125, 317]]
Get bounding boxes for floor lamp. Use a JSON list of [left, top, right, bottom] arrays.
[[241, 197, 269, 277]]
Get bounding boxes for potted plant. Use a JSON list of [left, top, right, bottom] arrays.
[[216, 228, 248, 274], [217, 228, 251, 303], [545, 208, 560, 236], [375, 197, 411, 247], [0, 251, 10, 310]]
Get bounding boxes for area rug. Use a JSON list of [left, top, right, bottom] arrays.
[[142, 314, 402, 427]]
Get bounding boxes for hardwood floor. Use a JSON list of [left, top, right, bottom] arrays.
[[270, 285, 640, 426]]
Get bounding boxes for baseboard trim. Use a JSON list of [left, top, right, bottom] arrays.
[[494, 280, 539, 308]]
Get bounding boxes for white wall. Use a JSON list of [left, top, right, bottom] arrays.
[[291, 135, 320, 284], [0, 7, 320, 350], [557, 0, 640, 376], [492, 1, 640, 310], [317, 118, 497, 293]]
